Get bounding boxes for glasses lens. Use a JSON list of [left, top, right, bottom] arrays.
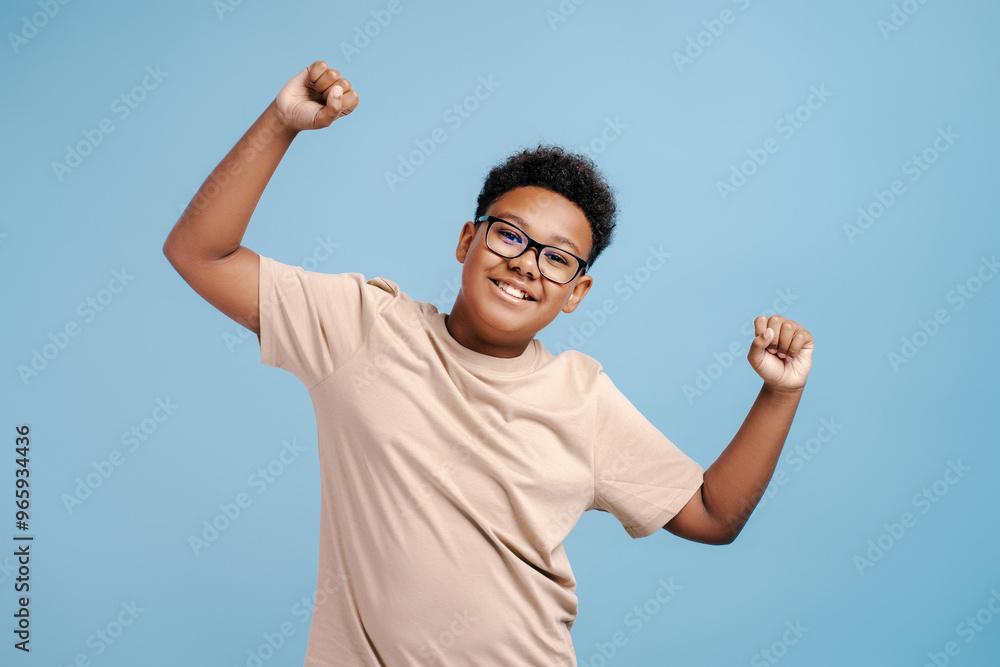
[[486, 220, 526, 257], [537, 247, 578, 283]]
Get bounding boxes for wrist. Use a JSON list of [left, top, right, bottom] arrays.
[[262, 100, 300, 139], [761, 383, 804, 402]]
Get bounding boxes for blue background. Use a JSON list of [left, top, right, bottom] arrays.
[[3, 0, 999, 665]]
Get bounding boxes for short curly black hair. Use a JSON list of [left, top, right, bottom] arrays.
[[474, 145, 617, 268]]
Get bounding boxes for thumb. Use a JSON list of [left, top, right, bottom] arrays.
[[747, 327, 774, 368]]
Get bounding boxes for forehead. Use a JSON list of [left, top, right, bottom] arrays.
[[484, 186, 592, 257]]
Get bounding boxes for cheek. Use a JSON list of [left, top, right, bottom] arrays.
[[543, 285, 572, 310], [468, 248, 503, 274], [459, 262, 478, 296], [461, 249, 492, 289]]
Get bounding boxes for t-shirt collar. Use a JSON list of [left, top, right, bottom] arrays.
[[430, 313, 540, 375]]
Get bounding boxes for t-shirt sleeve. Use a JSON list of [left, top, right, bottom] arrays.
[[257, 254, 399, 390], [590, 371, 705, 539]]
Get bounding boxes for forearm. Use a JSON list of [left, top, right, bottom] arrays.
[[164, 101, 297, 262], [702, 384, 803, 541]]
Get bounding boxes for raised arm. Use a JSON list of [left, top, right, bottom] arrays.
[[664, 315, 814, 544], [162, 61, 358, 335]]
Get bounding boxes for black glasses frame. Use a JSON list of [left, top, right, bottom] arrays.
[[475, 216, 589, 285]]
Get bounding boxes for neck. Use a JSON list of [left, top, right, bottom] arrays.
[[444, 309, 530, 359]]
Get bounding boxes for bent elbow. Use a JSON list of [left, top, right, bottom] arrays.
[[705, 521, 742, 546], [716, 532, 739, 546], [162, 232, 182, 265]]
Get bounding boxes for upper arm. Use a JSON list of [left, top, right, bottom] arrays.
[[663, 485, 734, 545], [163, 242, 261, 335]]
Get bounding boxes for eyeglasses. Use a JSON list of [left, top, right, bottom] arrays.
[[475, 216, 588, 285]]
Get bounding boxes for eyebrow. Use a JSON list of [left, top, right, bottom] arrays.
[[494, 212, 584, 257]]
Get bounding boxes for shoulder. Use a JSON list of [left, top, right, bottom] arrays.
[[362, 275, 403, 298], [536, 345, 608, 389], [544, 347, 603, 372], [542, 348, 644, 412], [260, 254, 404, 300]]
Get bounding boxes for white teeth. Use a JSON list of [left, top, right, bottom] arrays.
[[496, 281, 529, 300]]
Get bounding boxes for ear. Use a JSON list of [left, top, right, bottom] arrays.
[[561, 273, 593, 314], [455, 221, 477, 264]]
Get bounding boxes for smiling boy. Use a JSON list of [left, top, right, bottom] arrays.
[[451, 186, 597, 357], [164, 61, 814, 666]]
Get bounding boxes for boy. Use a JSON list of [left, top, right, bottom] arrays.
[[163, 61, 814, 666]]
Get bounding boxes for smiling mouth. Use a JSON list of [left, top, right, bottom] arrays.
[[491, 278, 535, 301]]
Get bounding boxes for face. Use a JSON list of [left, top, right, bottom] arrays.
[[449, 186, 594, 355]]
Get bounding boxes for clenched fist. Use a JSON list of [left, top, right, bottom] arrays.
[[273, 61, 359, 132], [747, 314, 814, 393]]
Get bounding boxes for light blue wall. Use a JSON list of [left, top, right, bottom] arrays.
[[4, 0, 998, 665]]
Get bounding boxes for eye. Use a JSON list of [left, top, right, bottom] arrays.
[[543, 250, 570, 265], [497, 228, 523, 245]]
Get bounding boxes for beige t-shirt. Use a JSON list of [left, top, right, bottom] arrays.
[[257, 255, 705, 666]]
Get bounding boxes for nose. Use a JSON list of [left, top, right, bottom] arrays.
[[506, 247, 540, 279]]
